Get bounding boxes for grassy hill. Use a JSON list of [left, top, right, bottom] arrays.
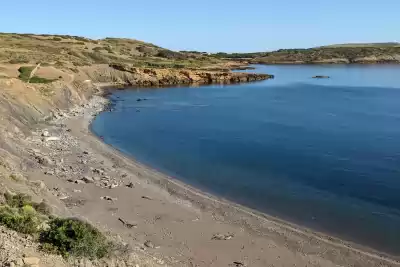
[[211, 43, 400, 64], [0, 32, 226, 70], [319, 42, 400, 48]]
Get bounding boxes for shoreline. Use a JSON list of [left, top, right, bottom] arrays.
[[16, 83, 400, 266], [84, 91, 399, 265]]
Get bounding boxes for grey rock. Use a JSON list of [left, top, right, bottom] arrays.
[[41, 130, 50, 137], [101, 196, 117, 201], [212, 233, 234, 240], [82, 176, 94, 183], [36, 155, 54, 166], [75, 179, 86, 185], [144, 240, 156, 249]]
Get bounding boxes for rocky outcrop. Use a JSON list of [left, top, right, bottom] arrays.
[[106, 63, 272, 86]]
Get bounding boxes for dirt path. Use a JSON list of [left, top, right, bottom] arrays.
[[28, 63, 41, 83]]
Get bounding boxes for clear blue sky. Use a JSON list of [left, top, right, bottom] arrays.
[[2, 0, 399, 52]]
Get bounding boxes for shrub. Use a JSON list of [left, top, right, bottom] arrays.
[[156, 49, 187, 59], [18, 66, 34, 82], [5, 192, 33, 208], [40, 218, 111, 259], [29, 76, 56, 84], [0, 205, 42, 234], [5, 193, 51, 215], [53, 37, 62, 41], [18, 66, 56, 83]]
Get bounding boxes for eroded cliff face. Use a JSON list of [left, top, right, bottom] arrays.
[[86, 64, 272, 86]]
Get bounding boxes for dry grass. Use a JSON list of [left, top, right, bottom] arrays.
[[0, 32, 224, 70]]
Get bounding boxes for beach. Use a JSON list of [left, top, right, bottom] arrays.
[[18, 91, 399, 267]]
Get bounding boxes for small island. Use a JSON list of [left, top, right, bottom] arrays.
[[312, 75, 330, 79]]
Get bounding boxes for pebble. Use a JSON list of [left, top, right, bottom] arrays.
[[41, 130, 50, 137], [101, 196, 117, 202], [144, 240, 156, 249], [82, 176, 94, 183]]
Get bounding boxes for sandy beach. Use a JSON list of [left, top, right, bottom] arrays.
[[13, 90, 397, 267]]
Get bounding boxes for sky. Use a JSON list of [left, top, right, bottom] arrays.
[[2, 0, 399, 52]]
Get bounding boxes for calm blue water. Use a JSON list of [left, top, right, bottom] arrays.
[[92, 65, 400, 255]]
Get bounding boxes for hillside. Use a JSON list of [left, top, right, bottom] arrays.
[[0, 32, 237, 70], [212, 44, 400, 64]]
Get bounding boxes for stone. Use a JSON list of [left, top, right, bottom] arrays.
[[82, 176, 94, 183], [212, 233, 234, 240], [118, 218, 137, 229], [23, 257, 40, 265], [44, 136, 61, 142], [144, 240, 155, 249], [75, 179, 86, 185], [109, 183, 118, 189], [101, 196, 117, 201], [126, 182, 135, 188], [92, 168, 104, 175], [36, 155, 54, 166], [44, 170, 54, 175], [41, 130, 50, 137]]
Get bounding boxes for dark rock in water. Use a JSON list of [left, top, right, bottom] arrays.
[[312, 75, 330, 79]]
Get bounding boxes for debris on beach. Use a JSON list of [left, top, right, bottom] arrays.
[[212, 233, 234, 240], [118, 217, 137, 229], [144, 240, 159, 249], [101, 196, 117, 202]]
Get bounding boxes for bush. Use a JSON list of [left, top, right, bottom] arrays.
[[0, 205, 42, 234], [5, 193, 51, 215], [156, 49, 187, 59], [53, 37, 62, 41], [29, 76, 56, 84], [18, 66, 56, 83], [5, 192, 33, 208], [40, 218, 111, 259], [18, 66, 34, 82]]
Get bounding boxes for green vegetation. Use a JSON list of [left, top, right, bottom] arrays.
[[0, 205, 42, 234], [18, 66, 34, 81], [40, 218, 111, 259], [211, 44, 400, 64], [0, 193, 48, 234], [0, 192, 110, 259], [18, 66, 56, 84]]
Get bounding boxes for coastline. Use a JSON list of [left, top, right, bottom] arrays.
[[58, 90, 399, 266]]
